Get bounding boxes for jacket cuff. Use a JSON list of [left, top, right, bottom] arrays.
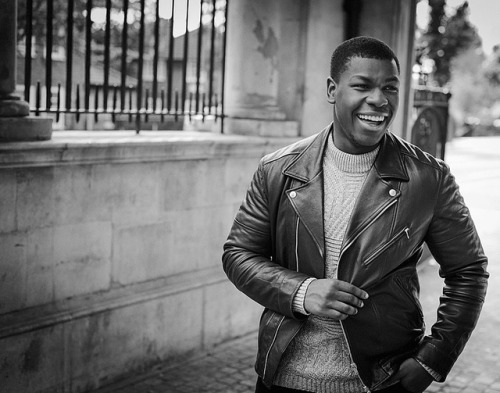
[[414, 358, 443, 382], [415, 339, 454, 381]]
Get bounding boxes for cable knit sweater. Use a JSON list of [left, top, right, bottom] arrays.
[[273, 136, 380, 393]]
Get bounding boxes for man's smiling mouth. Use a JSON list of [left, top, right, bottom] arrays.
[[357, 113, 388, 126]]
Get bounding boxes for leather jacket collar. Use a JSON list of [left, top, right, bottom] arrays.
[[284, 123, 409, 183]]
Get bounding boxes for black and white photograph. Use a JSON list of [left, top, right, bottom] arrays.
[[0, 1, 498, 392]]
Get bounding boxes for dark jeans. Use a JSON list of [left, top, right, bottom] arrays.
[[376, 383, 415, 393], [255, 378, 415, 393]]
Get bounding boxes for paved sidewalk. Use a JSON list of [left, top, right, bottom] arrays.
[[92, 332, 258, 393], [92, 137, 500, 393]]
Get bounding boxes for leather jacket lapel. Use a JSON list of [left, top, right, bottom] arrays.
[[342, 168, 401, 252], [287, 173, 325, 260], [283, 125, 331, 261], [374, 131, 409, 181], [341, 132, 410, 256]]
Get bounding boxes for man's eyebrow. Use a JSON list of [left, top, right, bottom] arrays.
[[350, 75, 400, 83], [386, 76, 400, 83], [350, 75, 372, 82]]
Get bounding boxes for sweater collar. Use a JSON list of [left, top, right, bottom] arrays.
[[326, 135, 379, 174]]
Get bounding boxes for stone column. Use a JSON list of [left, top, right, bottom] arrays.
[[358, 0, 418, 139], [224, 0, 300, 137], [0, 0, 52, 141]]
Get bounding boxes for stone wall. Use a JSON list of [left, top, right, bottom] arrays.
[[0, 131, 293, 392]]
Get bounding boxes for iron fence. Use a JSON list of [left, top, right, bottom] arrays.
[[411, 86, 450, 159], [18, 0, 228, 132]]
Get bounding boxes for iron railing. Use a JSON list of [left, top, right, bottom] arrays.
[[18, 0, 228, 132]]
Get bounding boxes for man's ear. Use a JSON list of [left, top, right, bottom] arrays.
[[326, 77, 336, 104]]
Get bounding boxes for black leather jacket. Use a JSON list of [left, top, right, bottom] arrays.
[[222, 125, 488, 391]]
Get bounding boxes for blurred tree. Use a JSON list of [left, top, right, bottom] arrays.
[[416, 0, 481, 86], [449, 45, 500, 135], [449, 47, 485, 116], [483, 45, 500, 85], [16, 0, 224, 72], [17, 0, 87, 45], [16, 0, 153, 77]]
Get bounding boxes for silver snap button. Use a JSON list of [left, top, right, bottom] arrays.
[[290, 191, 297, 198], [389, 189, 397, 197]]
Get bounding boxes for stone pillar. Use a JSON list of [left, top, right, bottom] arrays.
[[390, 0, 418, 142], [300, 0, 344, 137], [358, 0, 418, 139], [0, 0, 52, 141], [343, 0, 363, 39], [224, 0, 300, 137]]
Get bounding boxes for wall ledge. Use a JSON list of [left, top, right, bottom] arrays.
[[0, 130, 298, 168], [0, 266, 226, 340]]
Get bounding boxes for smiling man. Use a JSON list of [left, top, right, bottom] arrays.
[[223, 37, 488, 393]]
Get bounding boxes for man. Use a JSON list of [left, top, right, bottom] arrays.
[[222, 36, 488, 393]]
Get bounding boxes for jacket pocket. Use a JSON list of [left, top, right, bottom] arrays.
[[394, 272, 424, 321], [363, 226, 410, 266]]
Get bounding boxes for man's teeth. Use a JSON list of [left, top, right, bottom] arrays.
[[358, 114, 385, 122]]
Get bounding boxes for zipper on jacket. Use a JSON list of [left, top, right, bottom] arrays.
[[263, 217, 317, 383], [262, 315, 285, 379], [262, 218, 298, 382], [339, 198, 399, 262], [362, 226, 410, 266], [295, 217, 300, 271]]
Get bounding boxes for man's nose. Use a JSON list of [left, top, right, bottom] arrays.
[[366, 88, 388, 107]]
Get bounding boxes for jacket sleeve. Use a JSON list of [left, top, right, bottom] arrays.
[[415, 161, 488, 380], [222, 160, 310, 319]]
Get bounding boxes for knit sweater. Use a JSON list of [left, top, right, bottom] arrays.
[[273, 136, 379, 393]]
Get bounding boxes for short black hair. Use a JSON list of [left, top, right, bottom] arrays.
[[330, 36, 400, 81]]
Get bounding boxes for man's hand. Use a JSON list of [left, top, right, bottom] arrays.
[[391, 358, 434, 393], [304, 278, 369, 320]]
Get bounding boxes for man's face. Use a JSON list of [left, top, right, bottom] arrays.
[[327, 56, 400, 154]]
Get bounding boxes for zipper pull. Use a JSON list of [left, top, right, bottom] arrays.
[[404, 228, 410, 239]]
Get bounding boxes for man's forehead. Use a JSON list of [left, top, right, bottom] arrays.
[[343, 56, 399, 77], [346, 55, 398, 67]]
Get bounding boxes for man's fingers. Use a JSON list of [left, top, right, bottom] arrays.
[[333, 280, 369, 301], [333, 291, 366, 308], [323, 309, 350, 320], [326, 300, 360, 316]]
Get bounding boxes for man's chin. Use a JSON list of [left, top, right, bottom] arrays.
[[353, 129, 386, 147]]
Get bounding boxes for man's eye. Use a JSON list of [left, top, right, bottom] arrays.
[[385, 85, 399, 93], [353, 84, 369, 89]]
